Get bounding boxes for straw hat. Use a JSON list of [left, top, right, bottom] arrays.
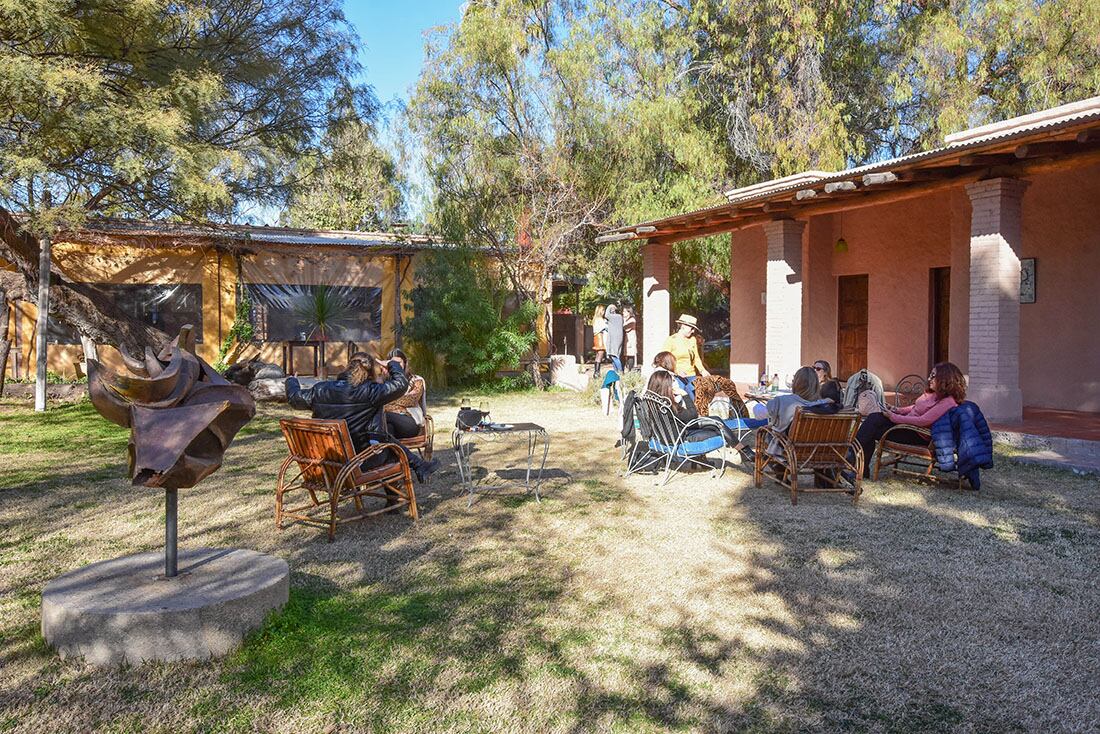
[[675, 314, 700, 332]]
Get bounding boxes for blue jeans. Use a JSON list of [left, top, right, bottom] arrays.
[[609, 355, 623, 373]]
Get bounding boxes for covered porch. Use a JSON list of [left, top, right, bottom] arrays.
[[599, 96, 1100, 447]]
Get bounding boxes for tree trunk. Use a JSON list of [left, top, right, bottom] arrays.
[[0, 289, 10, 398], [34, 231, 51, 411], [0, 207, 167, 353]]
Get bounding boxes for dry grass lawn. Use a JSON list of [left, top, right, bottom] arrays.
[[1, 390, 1098, 733]]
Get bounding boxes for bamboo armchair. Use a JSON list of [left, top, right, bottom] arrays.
[[872, 425, 969, 489], [277, 417, 418, 542], [754, 408, 864, 504], [396, 388, 434, 460]]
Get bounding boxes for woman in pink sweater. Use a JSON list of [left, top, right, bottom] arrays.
[[853, 362, 967, 477]]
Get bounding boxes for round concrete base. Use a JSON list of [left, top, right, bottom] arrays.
[[41, 547, 289, 667]]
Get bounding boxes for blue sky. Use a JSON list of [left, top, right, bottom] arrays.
[[343, 1, 464, 109]]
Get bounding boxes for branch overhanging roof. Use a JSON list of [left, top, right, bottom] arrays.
[[597, 96, 1100, 245], [42, 217, 480, 255]]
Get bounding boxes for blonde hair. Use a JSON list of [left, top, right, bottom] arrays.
[[593, 304, 605, 320]]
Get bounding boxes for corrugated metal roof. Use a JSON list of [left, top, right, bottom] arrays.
[[56, 217, 466, 252]]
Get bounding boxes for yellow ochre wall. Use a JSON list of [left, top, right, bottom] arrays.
[[2, 242, 417, 380]]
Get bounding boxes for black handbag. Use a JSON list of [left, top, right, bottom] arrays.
[[456, 408, 487, 431]]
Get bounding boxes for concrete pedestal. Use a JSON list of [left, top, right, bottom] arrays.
[[42, 547, 289, 667]]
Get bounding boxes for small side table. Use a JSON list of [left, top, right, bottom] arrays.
[[451, 423, 550, 506]]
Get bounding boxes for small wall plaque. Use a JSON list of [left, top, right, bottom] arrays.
[[1020, 258, 1036, 304]]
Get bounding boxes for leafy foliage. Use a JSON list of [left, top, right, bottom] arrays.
[[404, 250, 539, 385], [408, 0, 1100, 313], [282, 107, 405, 231]]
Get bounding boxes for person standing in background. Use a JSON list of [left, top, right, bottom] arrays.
[[623, 306, 638, 370], [591, 304, 607, 377], [604, 304, 624, 373]]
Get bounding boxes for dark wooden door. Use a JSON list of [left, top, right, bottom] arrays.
[[837, 275, 868, 380], [929, 267, 950, 368]]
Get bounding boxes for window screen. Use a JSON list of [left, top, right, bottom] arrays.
[[48, 284, 203, 345], [245, 284, 382, 343]]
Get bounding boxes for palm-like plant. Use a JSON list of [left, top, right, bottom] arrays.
[[293, 286, 352, 377]]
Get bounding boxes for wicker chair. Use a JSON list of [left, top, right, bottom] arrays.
[[277, 417, 417, 542], [872, 425, 970, 489], [753, 408, 864, 504], [393, 383, 434, 460], [893, 374, 928, 408], [634, 390, 732, 485]]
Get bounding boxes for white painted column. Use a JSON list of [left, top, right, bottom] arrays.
[[965, 178, 1028, 423], [641, 241, 671, 369], [764, 219, 805, 386]]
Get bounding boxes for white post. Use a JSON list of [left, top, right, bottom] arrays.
[[641, 241, 671, 368], [34, 229, 51, 412], [763, 219, 806, 386]]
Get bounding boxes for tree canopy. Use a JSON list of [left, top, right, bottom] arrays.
[[0, 0, 371, 349], [408, 0, 1100, 312]]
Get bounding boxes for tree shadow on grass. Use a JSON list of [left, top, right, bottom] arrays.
[[677, 462, 1100, 732]]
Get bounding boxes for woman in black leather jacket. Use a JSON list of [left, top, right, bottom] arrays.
[[285, 352, 439, 482]]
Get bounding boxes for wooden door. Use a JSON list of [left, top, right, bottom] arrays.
[[837, 275, 868, 380], [929, 267, 950, 368]]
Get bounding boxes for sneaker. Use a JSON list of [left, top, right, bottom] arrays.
[[414, 458, 440, 483], [739, 447, 755, 464]]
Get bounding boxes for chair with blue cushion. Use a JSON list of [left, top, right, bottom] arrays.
[[634, 390, 732, 485]]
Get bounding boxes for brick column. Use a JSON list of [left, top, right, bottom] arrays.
[[965, 178, 1028, 423], [641, 241, 671, 368], [764, 219, 806, 385]]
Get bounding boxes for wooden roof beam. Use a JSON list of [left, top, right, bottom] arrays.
[[958, 153, 1017, 167], [862, 172, 899, 186], [823, 181, 858, 194]]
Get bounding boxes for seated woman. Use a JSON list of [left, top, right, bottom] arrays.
[[383, 348, 426, 440], [646, 367, 753, 461], [852, 361, 965, 478], [813, 360, 843, 398], [764, 367, 835, 455], [286, 352, 439, 483]]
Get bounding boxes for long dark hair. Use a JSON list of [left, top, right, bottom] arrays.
[[647, 369, 677, 402]]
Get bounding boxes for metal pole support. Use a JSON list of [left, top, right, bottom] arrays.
[[165, 488, 178, 578]]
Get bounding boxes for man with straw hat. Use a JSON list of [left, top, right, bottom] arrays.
[[662, 314, 710, 398]]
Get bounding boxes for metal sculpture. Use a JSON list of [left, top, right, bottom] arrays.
[[87, 325, 256, 577]]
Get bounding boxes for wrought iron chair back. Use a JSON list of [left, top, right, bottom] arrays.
[[634, 390, 729, 484], [893, 374, 928, 408]]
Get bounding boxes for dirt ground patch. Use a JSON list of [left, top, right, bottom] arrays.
[[1, 391, 1098, 733]]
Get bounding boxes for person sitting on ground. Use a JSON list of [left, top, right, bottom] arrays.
[[383, 348, 426, 440], [661, 314, 710, 399], [286, 351, 439, 483], [646, 368, 753, 461], [851, 361, 965, 478]]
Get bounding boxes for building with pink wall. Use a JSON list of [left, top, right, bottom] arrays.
[[599, 97, 1100, 424]]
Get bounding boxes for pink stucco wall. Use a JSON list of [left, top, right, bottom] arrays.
[[728, 227, 766, 383], [1019, 161, 1100, 412], [726, 161, 1099, 411]]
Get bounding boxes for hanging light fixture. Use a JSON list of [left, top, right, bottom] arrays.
[[835, 209, 849, 253]]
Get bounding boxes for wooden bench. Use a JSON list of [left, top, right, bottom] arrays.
[[277, 417, 417, 542]]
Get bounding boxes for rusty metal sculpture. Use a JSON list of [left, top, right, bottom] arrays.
[[87, 325, 256, 577]]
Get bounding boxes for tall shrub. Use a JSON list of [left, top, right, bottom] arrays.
[[405, 251, 538, 385]]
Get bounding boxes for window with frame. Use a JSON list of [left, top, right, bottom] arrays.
[[245, 284, 382, 343], [47, 284, 203, 345]]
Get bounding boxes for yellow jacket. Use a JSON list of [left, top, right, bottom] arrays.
[[662, 333, 707, 376]]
